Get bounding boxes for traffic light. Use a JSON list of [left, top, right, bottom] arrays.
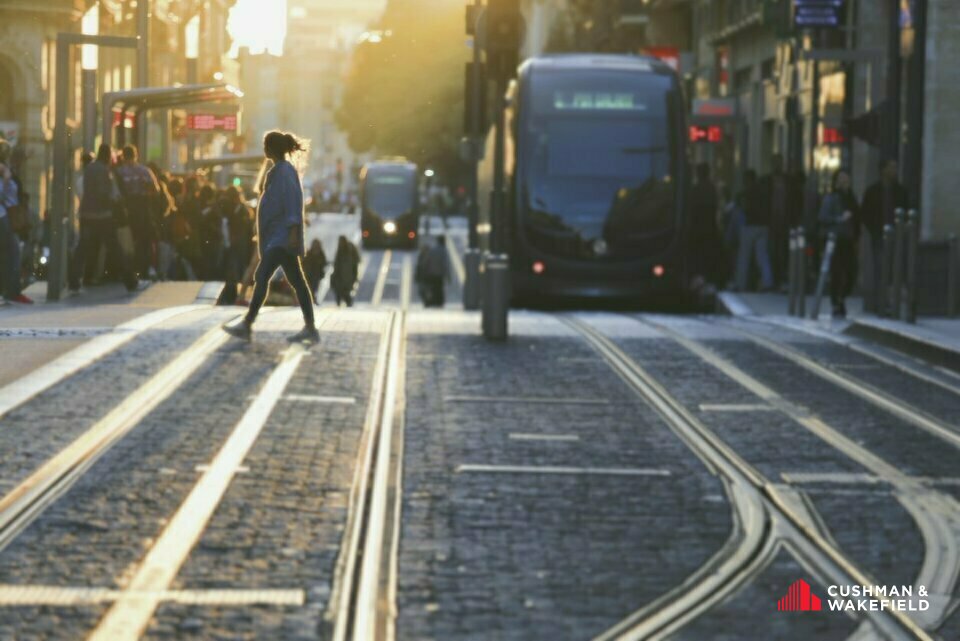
[[485, 0, 523, 80]]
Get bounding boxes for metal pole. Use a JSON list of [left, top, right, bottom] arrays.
[[81, 69, 97, 153], [468, 0, 482, 251], [811, 232, 836, 320], [48, 35, 72, 302], [880, 223, 894, 316], [136, 0, 149, 156], [797, 229, 807, 318], [788, 228, 798, 316], [904, 208, 919, 322], [885, 0, 902, 163], [904, 0, 927, 213], [482, 74, 510, 339], [948, 234, 958, 318], [491, 76, 507, 255], [891, 207, 905, 317], [186, 57, 198, 164]]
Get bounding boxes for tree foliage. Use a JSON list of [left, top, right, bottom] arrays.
[[337, 0, 468, 172]]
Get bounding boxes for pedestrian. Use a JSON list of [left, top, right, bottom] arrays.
[[760, 154, 794, 289], [720, 185, 744, 288], [217, 186, 253, 304], [303, 239, 328, 299], [819, 169, 860, 318], [69, 143, 138, 293], [331, 234, 360, 307], [114, 145, 160, 280], [224, 130, 319, 343], [197, 184, 222, 279], [861, 159, 908, 308], [735, 170, 774, 292], [0, 155, 30, 304], [424, 235, 449, 307], [689, 163, 721, 287]]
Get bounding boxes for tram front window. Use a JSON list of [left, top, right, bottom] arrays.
[[366, 174, 415, 216], [523, 70, 677, 259]]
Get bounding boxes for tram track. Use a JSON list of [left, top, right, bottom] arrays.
[[0, 324, 229, 553], [564, 315, 932, 641], [715, 317, 960, 450], [328, 309, 407, 641], [631, 313, 960, 634]]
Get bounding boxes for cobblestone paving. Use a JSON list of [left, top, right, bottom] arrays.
[[803, 487, 924, 588], [706, 339, 958, 479], [667, 548, 863, 640], [612, 337, 865, 479], [398, 325, 733, 640], [0, 339, 283, 639], [146, 329, 384, 640], [728, 320, 960, 431], [0, 327, 206, 496]]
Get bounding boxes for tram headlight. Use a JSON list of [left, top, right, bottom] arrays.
[[383, 221, 397, 234]]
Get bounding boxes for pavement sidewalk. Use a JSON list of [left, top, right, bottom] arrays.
[[0, 280, 214, 388], [717, 291, 960, 374]]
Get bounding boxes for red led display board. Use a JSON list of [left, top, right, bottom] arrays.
[[186, 114, 238, 132]]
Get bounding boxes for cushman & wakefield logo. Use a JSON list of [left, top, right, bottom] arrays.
[[778, 579, 931, 613]]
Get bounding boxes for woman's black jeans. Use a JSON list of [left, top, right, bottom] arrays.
[[245, 246, 315, 327]]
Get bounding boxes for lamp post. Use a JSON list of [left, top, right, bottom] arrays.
[[185, 14, 200, 164], [81, 3, 99, 153]]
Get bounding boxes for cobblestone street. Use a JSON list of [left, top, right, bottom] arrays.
[[0, 242, 957, 640]]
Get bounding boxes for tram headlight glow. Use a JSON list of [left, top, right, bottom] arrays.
[[383, 221, 397, 234]]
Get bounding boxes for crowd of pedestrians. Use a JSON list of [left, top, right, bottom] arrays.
[[0, 138, 33, 304], [689, 156, 909, 318], [70, 142, 258, 302]]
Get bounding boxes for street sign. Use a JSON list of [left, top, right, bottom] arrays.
[[689, 125, 723, 144], [186, 114, 238, 132], [692, 98, 737, 119], [793, 0, 845, 29]]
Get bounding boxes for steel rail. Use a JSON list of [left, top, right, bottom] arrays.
[[564, 316, 930, 641], [717, 318, 960, 450], [0, 325, 229, 553], [328, 310, 406, 641]]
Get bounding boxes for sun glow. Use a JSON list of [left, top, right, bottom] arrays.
[[228, 0, 288, 56]]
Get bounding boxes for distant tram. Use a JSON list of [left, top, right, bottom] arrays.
[[359, 159, 420, 249], [478, 55, 690, 303]]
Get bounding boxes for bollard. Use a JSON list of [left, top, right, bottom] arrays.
[[880, 224, 895, 317], [948, 234, 959, 318], [788, 228, 798, 316], [797, 230, 807, 318], [904, 209, 919, 323], [891, 208, 906, 318], [481, 253, 509, 340], [463, 249, 482, 310], [811, 232, 836, 320]]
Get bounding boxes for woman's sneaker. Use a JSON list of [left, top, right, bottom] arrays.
[[286, 326, 320, 344], [223, 321, 252, 341]]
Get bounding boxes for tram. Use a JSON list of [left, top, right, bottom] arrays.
[[359, 159, 420, 249]]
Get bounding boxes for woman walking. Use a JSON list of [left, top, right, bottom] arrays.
[[224, 130, 318, 342], [818, 169, 860, 318]]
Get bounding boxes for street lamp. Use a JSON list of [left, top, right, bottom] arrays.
[[81, 3, 99, 152], [424, 169, 435, 178]]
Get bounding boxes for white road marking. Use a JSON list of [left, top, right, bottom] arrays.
[[400, 254, 412, 311], [445, 236, 466, 286], [89, 344, 308, 641], [285, 394, 356, 404], [0, 326, 228, 550], [444, 395, 614, 405], [698, 403, 775, 412], [0, 305, 204, 421], [508, 433, 581, 442], [371, 250, 393, 306], [0, 585, 303, 607], [456, 464, 671, 477]]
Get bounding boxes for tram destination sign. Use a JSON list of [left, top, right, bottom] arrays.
[[794, 0, 845, 29]]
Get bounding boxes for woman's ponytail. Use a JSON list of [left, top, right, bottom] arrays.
[[263, 129, 310, 175]]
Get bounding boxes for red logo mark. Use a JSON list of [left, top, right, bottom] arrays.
[[778, 579, 822, 611]]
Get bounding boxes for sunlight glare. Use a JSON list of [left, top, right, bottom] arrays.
[[228, 0, 287, 56]]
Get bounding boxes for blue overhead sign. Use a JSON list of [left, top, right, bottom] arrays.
[[794, 0, 844, 29]]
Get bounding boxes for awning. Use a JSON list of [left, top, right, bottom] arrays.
[[102, 83, 244, 145]]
